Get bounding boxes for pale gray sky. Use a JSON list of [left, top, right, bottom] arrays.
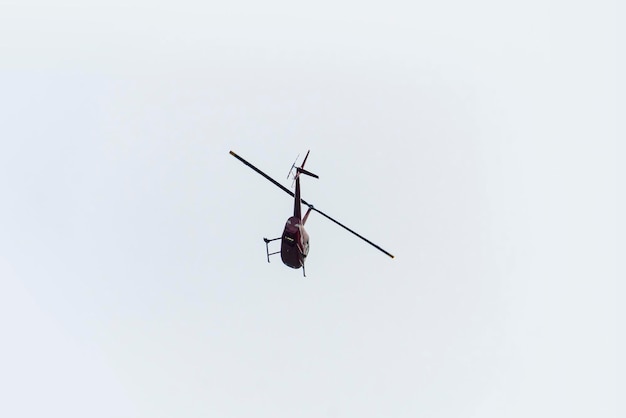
[[0, 1, 619, 417]]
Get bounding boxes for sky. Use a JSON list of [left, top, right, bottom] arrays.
[[0, 1, 620, 417]]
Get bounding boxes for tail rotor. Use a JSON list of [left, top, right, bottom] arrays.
[[286, 154, 299, 180]]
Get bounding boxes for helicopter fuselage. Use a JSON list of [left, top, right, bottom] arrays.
[[280, 216, 309, 269]]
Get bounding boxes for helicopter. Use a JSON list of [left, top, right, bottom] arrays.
[[229, 150, 394, 276]]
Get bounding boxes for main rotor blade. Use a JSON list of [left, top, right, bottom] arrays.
[[230, 149, 320, 208], [230, 150, 295, 199], [230, 150, 394, 259], [309, 206, 395, 258]]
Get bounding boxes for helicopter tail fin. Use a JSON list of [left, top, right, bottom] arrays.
[[296, 150, 318, 179], [296, 167, 318, 178], [288, 150, 319, 183]]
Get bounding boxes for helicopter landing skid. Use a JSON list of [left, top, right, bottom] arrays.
[[263, 237, 281, 263]]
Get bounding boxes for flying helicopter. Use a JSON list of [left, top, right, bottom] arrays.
[[229, 150, 394, 276]]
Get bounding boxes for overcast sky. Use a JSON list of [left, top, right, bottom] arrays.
[[0, 1, 619, 417]]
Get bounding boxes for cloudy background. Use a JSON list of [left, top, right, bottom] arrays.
[[1, 1, 619, 417]]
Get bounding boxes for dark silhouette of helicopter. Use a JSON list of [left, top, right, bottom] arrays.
[[229, 150, 394, 276]]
